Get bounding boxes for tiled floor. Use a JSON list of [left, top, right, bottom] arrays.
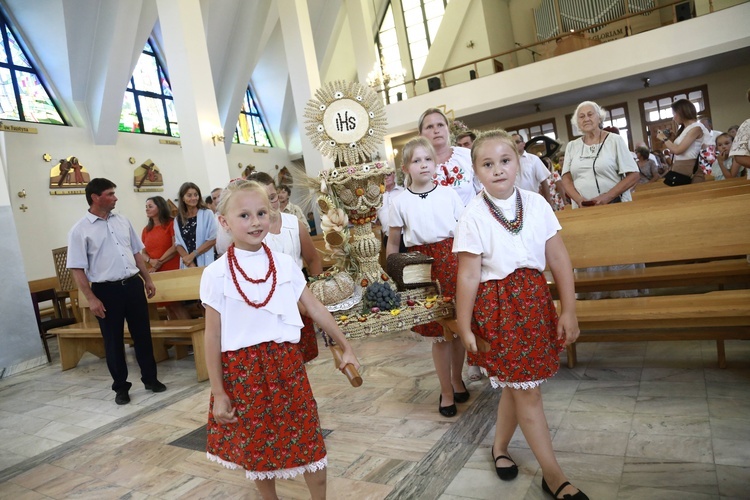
[[1, 333, 749, 499]]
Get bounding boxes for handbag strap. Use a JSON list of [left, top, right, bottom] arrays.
[[591, 133, 609, 195]]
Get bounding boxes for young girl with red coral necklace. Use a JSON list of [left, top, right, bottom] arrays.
[[201, 179, 359, 500], [386, 136, 467, 418], [453, 130, 587, 500]]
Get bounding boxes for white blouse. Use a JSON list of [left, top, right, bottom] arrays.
[[453, 188, 561, 282], [562, 132, 638, 207], [389, 185, 465, 247], [673, 121, 712, 161], [200, 248, 306, 351], [265, 212, 303, 269], [433, 146, 482, 206]]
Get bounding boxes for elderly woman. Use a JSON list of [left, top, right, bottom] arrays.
[[562, 101, 640, 299], [561, 101, 639, 206]]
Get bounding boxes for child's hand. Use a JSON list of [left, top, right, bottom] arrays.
[[459, 331, 478, 353], [212, 391, 238, 425], [339, 347, 360, 371], [557, 311, 580, 346]]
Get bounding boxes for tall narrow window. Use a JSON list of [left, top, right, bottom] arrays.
[[376, 3, 407, 104], [0, 11, 65, 124], [119, 40, 178, 137], [234, 86, 272, 147], [402, 0, 449, 78]]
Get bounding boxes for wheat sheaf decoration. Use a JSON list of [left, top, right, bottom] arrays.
[[304, 81, 387, 166]]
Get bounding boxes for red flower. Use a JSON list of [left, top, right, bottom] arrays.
[[457, 174, 463, 180], [452, 166, 459, 173]]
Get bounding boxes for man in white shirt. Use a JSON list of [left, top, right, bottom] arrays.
[[278, 184, 310, 232], [700, 117, 723, 142], [512, 134, 553, 204], [67, 178, 165, 405]]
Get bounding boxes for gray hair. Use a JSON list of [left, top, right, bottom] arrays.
[[570, 101, 606, 134]]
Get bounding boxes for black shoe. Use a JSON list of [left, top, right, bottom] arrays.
[[491, 446, 518, 481], [144, 380, 167, 392], [115, 390, 130, 405], [542, 477, 589, 500], [438, 395, 457, 417], [454, 380, 470, 403]]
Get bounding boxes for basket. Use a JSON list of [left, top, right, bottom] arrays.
[[329, 284, 454, 340]]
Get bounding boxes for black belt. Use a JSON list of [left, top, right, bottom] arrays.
[[97, 274, 140, 286]]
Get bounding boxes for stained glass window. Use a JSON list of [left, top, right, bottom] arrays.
[[234, 86, 272, 147], [0, 12, 65, 124], [119, 40, 179, 137]]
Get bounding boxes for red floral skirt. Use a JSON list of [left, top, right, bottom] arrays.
[[206, 341, 326, 479], [409, 238, 457, 338], [299, 316, 319, 363], [469, 268, 563, 386]]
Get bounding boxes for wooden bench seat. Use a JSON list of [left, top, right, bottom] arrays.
[[562, 290, 750, 368], [48, 268, 208, 381], [554, 193, 750, 367], [547, 257, 750, 296], [49, 319, 207, 381], [631, 176, 749, 200]]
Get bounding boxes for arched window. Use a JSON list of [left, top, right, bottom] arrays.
[[0, 10, 65, 124], [119, 39, 179, 137], [233, 86, 272, 147]]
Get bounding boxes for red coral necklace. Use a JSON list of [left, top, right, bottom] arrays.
[[227, 243, 277, 308]]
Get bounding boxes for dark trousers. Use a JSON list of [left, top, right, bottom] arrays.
[[92, 275, 157, 392]]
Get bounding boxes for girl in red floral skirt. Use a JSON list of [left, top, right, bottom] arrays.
[[386, 137, 468, 418], [201, 179, 359, 500], [453, 131, 588, 500]]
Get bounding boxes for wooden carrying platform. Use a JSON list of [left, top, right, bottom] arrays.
[[554, 191, 750, 368], [48, 268, 208, 381]]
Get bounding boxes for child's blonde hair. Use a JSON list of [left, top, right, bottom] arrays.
[[470, 129, 518, 169], [401, 136, 437, 187], [216, 179, 270, 216]]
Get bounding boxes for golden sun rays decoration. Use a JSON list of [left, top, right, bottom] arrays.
[[304, 80, 386, 166]]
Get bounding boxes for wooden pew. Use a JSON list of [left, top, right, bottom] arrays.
[[555, 193, 750, 368], [632, 176, 749, 201], [48, 268, 208, 381], [548, 186, 750, 295]]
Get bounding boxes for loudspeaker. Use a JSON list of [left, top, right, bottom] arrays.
[[469, 70, 477, 80], [427, 77, 441, 92], [675, 2, 691, 22], [396, 92, 403, 102]]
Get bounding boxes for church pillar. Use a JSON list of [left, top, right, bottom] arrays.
[[278, 0, 333, 179], [155, 0, 230, 192]]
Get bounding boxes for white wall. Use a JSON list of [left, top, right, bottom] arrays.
[[5, 126, 292, 281]]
